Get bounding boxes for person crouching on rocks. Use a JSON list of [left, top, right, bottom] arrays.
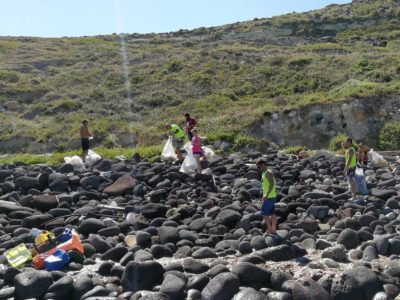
[[256, 158, 277, 234], [342, 138, 357, 200], [191, 127, 206, 172], [166, 123, 185, 161]]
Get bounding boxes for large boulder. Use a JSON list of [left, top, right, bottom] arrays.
[[121, 261, 164, 293], [201, 272, 240, 300], [33, 194, 58, 211], [158, 226, 179, 244], [48, 173, 69, 192], [215, 209, 242, 227], [258, 244, 306, 261], [331, 266, 380, 300], [104, 174, 136, 196], [321, 245, 348, 262], [78, 218, 106, 234], [14, 270, 54, 299], [337, 228, 360, 250], [15, 176, 40, 190], [292, 278, 331, 300], [231, 262, 271, 287], [159, 273, 186, 299]]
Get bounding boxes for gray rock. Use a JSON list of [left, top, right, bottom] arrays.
[[232, 262, 271, 286], [201, 272, 240, 300], [159, 273, 186, 299], [78, 218, 105, 234], [321, 245, 348, 262], [14, 270, 54, 299], [121, 261, 164, 293], [292, 278, 331, 300], [233, 288, 267, 300], [362, 245, 378, 262], [331, 266, 380, 300], [192, 247, 218, 259], [337, 228, 360, 250]]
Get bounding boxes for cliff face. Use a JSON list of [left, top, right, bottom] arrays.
[[251, 97, 400, 148]]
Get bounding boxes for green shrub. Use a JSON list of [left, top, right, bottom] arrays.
[[165, 59, 184, 73], [207, 131, 236, 144], [283, 145, 304, 154], [328, 133, 349, 151], [0, 71, 19, 83], [233, 135, 259, 150], [379, 122, 400, 150]]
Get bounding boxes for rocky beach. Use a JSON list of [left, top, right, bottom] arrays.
[[0, 150, 399, 300]]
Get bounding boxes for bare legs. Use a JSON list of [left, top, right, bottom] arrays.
[[175, 147, 183, 161], [349, 179, 357, 200], [194, 155, 202, 172], [81, 150, 88, 163], [263, 215, 277, 234]]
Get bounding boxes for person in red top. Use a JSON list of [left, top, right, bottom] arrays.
[[184, 113, 197, 141]]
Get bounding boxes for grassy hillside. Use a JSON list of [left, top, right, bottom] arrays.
[[0, 0, 399, 151]]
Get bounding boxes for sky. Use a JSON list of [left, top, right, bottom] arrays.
[[0, 0, 351, 38]]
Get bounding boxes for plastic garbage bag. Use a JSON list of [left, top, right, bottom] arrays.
[[355, 174, 368, 195], [368, 149, 387, 168], [161, 137, 177, 161], [355, 167, 364, 176], [64, 155, 85, 172], [180, 143, 198, 173], [85, 150, 101, 166], [203, 147, 215, 159]]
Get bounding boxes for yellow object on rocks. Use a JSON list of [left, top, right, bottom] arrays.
[[4, 243, 32, 267]]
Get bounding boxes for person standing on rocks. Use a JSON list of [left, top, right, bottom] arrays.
[[342, 138, 357, 200], [166, 123, 185, 161], [184, 113, 197, 141], [191, 127, 206, 172], [80, 120, 92, 162], [256, 158, 277, 234]]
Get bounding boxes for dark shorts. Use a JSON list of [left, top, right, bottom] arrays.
[[172, 137, 184, 148], [346, 167, 356, 181], [260, 198, 276, 216], [187, 132, 193, 142], [81, 138, 90, 151]]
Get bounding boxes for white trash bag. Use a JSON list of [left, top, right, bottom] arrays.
[[180, 143, 198, 173], [161, 137, 177, 161], [368, 149, 387, 168], [203, 147, 215, 159], [64, 155, 85, 172], [86, 150, 101, 166]]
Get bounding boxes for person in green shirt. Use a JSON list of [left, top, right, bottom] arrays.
[[256, 158, 277, 235], [166, 123, 185, 161], [342, 137, 357, 200]]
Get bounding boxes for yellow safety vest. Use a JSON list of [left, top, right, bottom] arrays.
[[262, 170, 277, 199]]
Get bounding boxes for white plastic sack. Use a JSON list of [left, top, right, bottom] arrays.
[[368, 149, 387, 168], [355, 167, 364, 176], [203, 147, 215, 159], [180, 143, 198, 173], [161, 137, 177, 161], [85, 149, 101, 166], [64, 155, 85, 172]]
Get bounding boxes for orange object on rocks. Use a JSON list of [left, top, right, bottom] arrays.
[[33, 231, 84, 269]]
